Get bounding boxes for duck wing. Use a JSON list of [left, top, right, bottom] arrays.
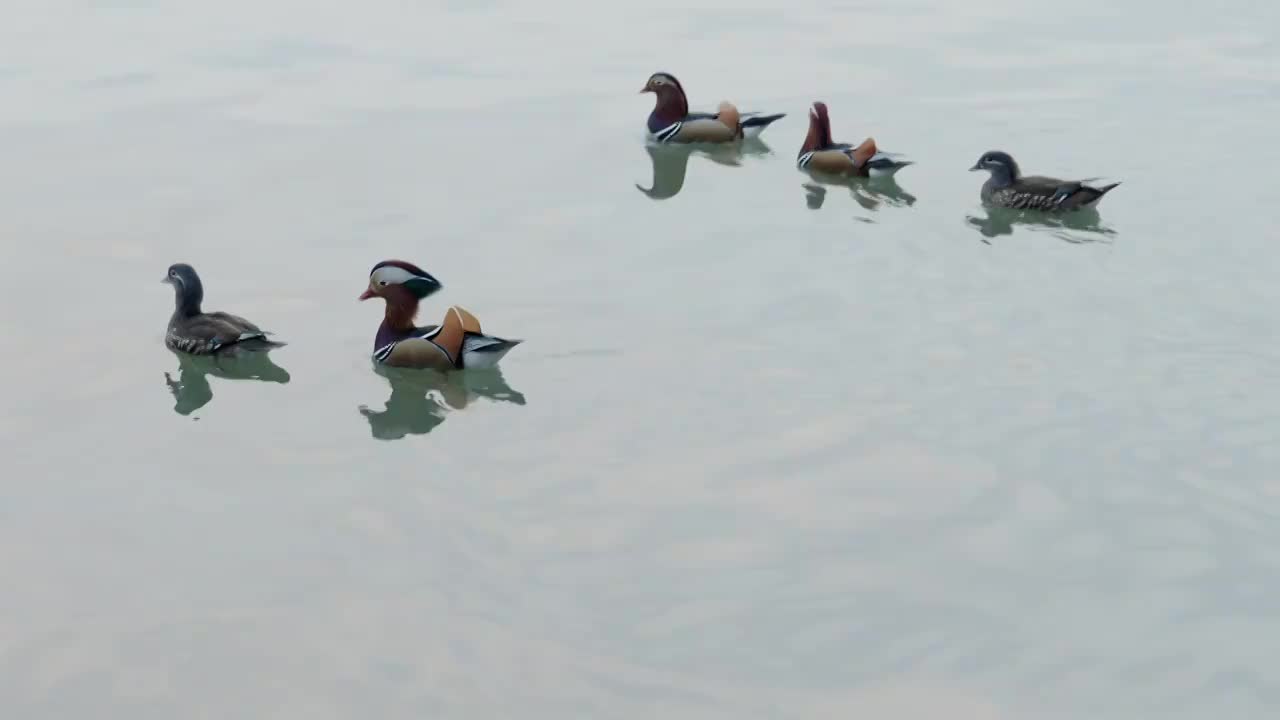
[[433, 306, 521, 370], [170, 312, 282, 354], [799, 138, 880, 177], [798, 148, 857, 174], [1050, 180, 1122, 210], [376, 307, 519, 370], [1009, 176, 1120, 211], [665, 115, 739, 143], [655, 106, 784, 143]]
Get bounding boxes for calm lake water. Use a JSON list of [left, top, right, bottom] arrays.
[[2, 1, 1279, 717]]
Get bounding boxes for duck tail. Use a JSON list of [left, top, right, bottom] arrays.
[[229, 336, 287, 352], [1082, 182, 1121, 207], [742, 112, 785, 128], [740, 112, 785, 140]]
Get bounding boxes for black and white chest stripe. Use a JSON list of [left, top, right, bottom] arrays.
[[373, 327, 449, 364], [651, 120, 683, 143]]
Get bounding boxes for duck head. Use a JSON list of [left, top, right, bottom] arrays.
[[359, 260, 443, 329], [970, 151, 1020, 185], [641, 72, 689, 125], [163, 262, 204, 316], [800, 101, 835, 156]]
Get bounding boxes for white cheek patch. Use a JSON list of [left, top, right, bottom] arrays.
[[370, 265, 418, 287]]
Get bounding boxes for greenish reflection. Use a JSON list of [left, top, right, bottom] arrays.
[[358, 365, 527, 440], [163, 350, 291, 416], [801, 174, 918, 212], [636, 138, 773, 200], [966, 206, 1117, 244]]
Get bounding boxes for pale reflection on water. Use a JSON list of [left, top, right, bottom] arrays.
[[165, 351, 291, 417], [636, 140, 774, 201], [965, 206, 1117, 244], [359, 366, 526, 440], [1, 0, 1279, 718]]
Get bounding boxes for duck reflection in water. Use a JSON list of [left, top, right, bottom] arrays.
[[635, 138, 773, 200], [359, 365, 526, 440], [966, 206, 1117, 244], [163, 350, 291, 416], [801, 175, 918, 212]]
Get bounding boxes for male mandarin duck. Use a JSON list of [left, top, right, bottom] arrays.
[[970, 151, 1120, 211], [359, 260, 520, 371], [162, 263, 285, 355], [641, 72, 784, 144], [796, 102, 912, 178]]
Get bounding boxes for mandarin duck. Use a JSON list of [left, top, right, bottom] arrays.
[[796, 102, 912, 178], [641, 72, 784, 144], [359, 260, 520, 371], [163, 263, 284, 355], [970, 151, 1120, 211]]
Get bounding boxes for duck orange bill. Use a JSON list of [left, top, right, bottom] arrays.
[[358, 289, 375, 300]]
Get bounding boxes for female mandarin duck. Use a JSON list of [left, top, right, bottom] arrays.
[[796, 102, 912, 178], [641, 72, 784, 144], [163, 263, 285, 355], [970, 151, 1120, 211], [359, 260, 520, 371]]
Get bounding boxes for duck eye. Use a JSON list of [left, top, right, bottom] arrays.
[[379, 280, 387, 286]]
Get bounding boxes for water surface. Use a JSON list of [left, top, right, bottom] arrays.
[[2, 1, 1279, 718]]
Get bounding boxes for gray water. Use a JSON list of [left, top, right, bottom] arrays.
[[3, 1, 1279, 718]]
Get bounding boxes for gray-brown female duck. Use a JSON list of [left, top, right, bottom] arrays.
[[163, 263, 284, 355], [970, 151, 1120, 211]]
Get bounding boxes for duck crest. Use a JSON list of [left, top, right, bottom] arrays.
[[1002, 156, 1022, 181], [984, 151, 1021, 187], [800, 102, 833, 155], [371, 259, 430, 277]]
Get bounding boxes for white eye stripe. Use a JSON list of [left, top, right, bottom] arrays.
[[370, 266, 418, 286]]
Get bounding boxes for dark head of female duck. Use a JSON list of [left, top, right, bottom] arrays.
[[800, 101, 835, 157], [641, 72, 689, 133], [163, 263, 205, 317], [359, 259, 443, 337], [970, 151, 1021, 187]]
